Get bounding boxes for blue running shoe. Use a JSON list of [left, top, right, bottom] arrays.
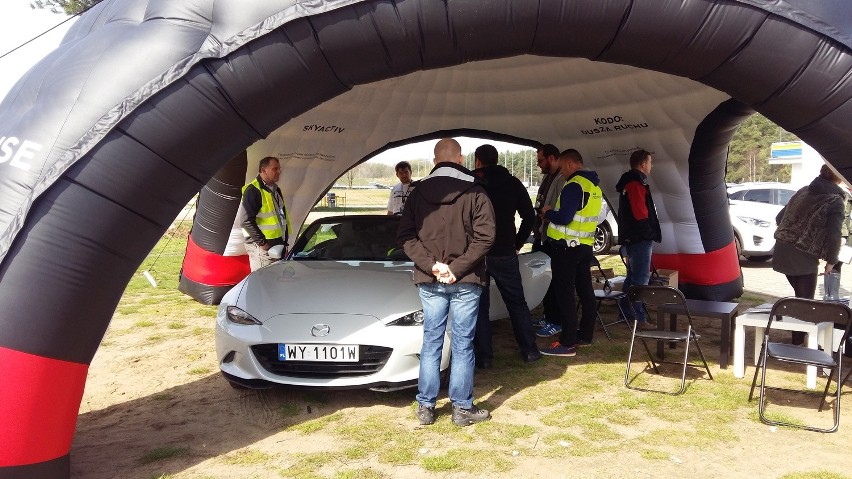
[[535, 322, 562, 338], [540, 342, 577, 357], [531, 316, 548, 330]]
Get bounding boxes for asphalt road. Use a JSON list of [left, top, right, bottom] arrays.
[[740, 257, 852, 300]]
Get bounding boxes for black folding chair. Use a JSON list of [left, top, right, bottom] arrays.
[[590, 256, 630, 340], [624, 285, 713, 395], [748, 297, 852, 433]]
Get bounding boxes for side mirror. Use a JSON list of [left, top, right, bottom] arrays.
[[268, 245, 285, 260]]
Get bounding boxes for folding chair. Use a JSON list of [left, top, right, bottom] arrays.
[[624, 285, 713, 395], [840, 336, 852, 392], [748, 297, 852, 433], [589, 256, 630, 340]]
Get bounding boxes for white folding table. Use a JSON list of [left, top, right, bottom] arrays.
[[733, 310, 834, 389]]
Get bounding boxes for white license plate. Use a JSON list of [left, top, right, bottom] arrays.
[[278, 344, 359, 362]]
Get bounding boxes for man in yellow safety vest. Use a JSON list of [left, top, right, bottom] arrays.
[[240, 156, 292, 271], [538, 149, 603, 357]]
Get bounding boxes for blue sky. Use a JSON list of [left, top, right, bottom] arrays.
[[0, 3, 75, 100]]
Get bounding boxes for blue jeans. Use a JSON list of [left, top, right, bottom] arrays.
[[474, 255, 539, 360], [620, 240, 653, 322], [416, 282, 483, 409]]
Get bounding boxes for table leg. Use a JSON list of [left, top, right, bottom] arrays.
[[806, 328, 818, 389], [752, 327, 766, 366], [669, 313, 677, 349], [819, 324, 834, 353], [656, 309, 665, 360], [719, 315, 731, 369], [734, 323, 745, 378]]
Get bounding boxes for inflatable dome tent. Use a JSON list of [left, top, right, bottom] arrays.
[[1, 0, 851, 476]]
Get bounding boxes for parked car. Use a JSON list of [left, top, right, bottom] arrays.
[[727, 182, 798, 261], [593, 200, 619, 255], [216, 215, 552, 392]]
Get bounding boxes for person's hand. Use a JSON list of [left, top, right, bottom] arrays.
[[432, 262, 456, 283], [432, 262, 449, 278], [540, 205, 552, 215], [439, 269, 457, 284], [824, 262, 834, 275], [261, 242, 271, 251]]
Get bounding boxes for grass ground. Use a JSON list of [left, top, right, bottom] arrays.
[[72, 208, 852, 479]]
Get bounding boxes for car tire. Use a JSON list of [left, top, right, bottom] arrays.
[[593, 223, 612, 255], [734, 234, 743, 259]]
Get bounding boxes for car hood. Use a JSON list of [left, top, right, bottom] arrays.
[[235, 260, 421, 321], [729, 200, 783, 222]]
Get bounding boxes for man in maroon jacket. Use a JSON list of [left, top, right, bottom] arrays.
[[615, 149, 662, 327], [397, 138, 496, 427]]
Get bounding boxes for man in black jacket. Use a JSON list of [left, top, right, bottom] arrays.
[[240, 156, 292, 271], [472, 144, 542, 367]]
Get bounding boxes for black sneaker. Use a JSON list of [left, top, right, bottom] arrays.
[[451, 404, 491, 426], [416, 404, 435, 425], [522, 350, 543, 363]]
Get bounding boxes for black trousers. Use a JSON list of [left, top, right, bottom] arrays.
[[785, 273, 817, 344], [548, 242, 597, 347]]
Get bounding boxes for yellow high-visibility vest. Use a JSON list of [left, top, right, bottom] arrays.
[[546, 174, 602, 246], [242, 178, 291, 241]]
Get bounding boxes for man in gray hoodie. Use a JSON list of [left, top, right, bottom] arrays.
[[397, 138, 496, 427]]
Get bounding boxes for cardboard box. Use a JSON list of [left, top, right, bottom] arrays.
[[591, 267, 615, 281], [593, 274, 626, 291], [653, 269, 678, 289]]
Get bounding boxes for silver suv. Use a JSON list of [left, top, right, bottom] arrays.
[[727, 182, 797, 261]]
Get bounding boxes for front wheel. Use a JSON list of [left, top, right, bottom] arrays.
[[593, 224, 612, 255], [734, 234, 743, 259]]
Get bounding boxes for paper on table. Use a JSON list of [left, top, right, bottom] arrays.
[[745, 302, 773, 314]]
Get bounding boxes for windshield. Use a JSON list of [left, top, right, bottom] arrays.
[[291, 216, 410, 261]]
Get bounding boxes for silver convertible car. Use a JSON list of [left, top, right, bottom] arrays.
[[216, 215, 552, 391]]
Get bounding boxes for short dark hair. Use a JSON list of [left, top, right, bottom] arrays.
[[474, 144, 499, 166], [820, 164, 841, 183], [258, 156, 279, 172], [395, 161, 411, 172], [629, 149, 651, 169], [538, 143, 560, 159], [560, 148, 583, 164]]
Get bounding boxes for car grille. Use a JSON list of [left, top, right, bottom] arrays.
[[250, 344, 393, 378]]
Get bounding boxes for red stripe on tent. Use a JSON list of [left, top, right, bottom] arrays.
[[181, 235, 250, 286], [652, 241, 740, 285], [0, 347, 87, 467]]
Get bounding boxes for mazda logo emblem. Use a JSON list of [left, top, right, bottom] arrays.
[[311, 324, 331, 337]]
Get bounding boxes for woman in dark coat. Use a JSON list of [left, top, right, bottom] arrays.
[[772, 164, 846, 343]]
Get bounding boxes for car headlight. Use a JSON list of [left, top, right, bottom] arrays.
[[388, 310, 424, 326], [736, 216, 770, 228], [226, 305, 262, 325]]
